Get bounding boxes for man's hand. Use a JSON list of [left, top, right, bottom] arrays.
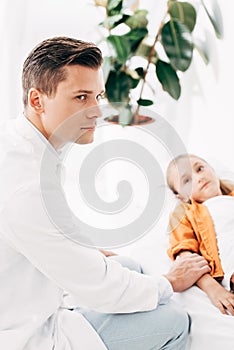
[[164, 254, 211, 292]]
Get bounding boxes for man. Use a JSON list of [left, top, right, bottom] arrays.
[[0, 36, 210, 350]]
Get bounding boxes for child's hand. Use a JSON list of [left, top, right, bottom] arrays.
[[207, 282, 234, 316]]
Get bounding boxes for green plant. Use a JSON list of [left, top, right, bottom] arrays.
[[95, 0, 223, 125]]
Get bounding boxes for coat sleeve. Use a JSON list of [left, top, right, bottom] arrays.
[[167, 204, 199, 260], [2, 181, 172, 314]]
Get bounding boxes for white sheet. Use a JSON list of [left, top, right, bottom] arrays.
[[204, 195, 234, 288], [115, 191, 234, 350]]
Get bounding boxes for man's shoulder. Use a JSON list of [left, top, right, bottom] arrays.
[[0, 117, 45, 157], [0, 118, 41, 192]]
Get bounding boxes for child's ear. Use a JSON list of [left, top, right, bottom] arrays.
[[176, 194, 183, 201], [176, 194, 190, 203]]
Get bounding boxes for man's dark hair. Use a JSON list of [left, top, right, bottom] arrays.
[[22, 36, 103, 107]]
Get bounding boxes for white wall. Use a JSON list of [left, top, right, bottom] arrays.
[[0, 0, 233, 181], [0, 1, 232, 166], [0, 0, 104, 119], [138, 1, 234, 173], [0, 0, 233, 250]]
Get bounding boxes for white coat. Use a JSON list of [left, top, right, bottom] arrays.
[[0, 116, 172, 350]]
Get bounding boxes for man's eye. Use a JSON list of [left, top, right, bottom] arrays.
[[76, 95, 87, 101], [96, 94, 105, 101], [197, 166, 204, 172]]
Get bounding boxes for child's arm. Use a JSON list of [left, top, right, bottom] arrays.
[[179, 251, 234, 315], [168, 206, 200, 260]]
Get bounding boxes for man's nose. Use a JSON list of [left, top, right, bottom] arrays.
[[87, 103, 102, 119]]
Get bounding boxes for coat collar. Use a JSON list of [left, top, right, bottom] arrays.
[[14, 115, 60, 159]]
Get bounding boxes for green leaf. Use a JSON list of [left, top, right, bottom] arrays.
[[156, 60, 181, 100], [135, 40, 154, 59], [137, 98, 154, 106], [125, 10, 148, 29], [104, 14, 123, 29], [193, 39, 209, 65], [105, 71, 128, 103], [150, 52, 158, 65], [108, 30, 147, 63], [102, 57, 113, 83], [124, 27, 148, 41], [169, 1, 196, 32], [201, 0, 223, 39], [135, 67, 144, 78], [124, 28, 148, 52], [103, 14, 130, 30], [107, 0, 123, 15], [107, 35, 131, 64], [105, 70, 140, 103], [161, 20, 193, 71], [127, 72, 140, 88]]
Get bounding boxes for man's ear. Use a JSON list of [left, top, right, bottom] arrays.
[[28, 88, 44, 113]]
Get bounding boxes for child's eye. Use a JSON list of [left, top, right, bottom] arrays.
[[76, 95, 87, 101], [183, 178, 190, 185], [197, 165, 204, 172]]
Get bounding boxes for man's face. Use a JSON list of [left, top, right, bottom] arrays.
[[172, 156, 222, 203], [40, 65, 105, 147]]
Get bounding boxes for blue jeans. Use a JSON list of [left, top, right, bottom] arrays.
[[78, 256, 190, 350]]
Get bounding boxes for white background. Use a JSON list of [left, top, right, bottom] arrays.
[[0, 0, 233, 170]]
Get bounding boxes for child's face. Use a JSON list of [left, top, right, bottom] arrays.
[[171, 156, 222, 203]]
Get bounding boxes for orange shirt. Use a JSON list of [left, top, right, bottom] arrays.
[[167, 192, 234, 280]]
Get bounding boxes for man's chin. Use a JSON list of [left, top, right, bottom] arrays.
[[75, 135, 94, 144]]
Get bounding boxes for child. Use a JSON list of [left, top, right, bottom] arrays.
[[166, 154, 234, 315]]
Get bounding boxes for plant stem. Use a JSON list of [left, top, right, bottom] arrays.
[[134, 9, 168, 124]]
